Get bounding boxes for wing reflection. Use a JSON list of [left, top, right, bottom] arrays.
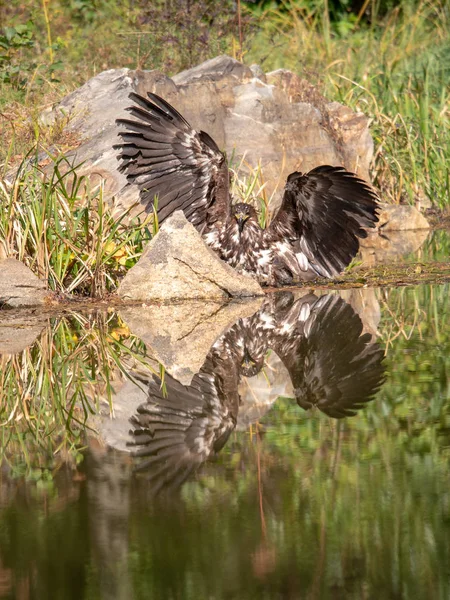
[[127, 292, 385, 489], [269, 294, 386, 418], [126, 340, 240, 493]]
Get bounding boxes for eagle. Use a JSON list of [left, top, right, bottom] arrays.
[[116, 92, 380, 286], [127, 292, 385, 492]]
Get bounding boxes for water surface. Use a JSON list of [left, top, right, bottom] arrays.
[[1, 279, 450, 599]]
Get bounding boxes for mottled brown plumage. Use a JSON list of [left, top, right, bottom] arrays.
[[116, 92, 380, 285]]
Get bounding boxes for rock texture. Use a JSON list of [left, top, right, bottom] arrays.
[[118, 211, 263, 301], [40, 55, 374, 216], [358, 203, 430, 266], [0, 311, 47, 354], [0, 258, 51, 308], [89, 377, 150, 453], [361, 228, 430, 267], [120, 296, 262, 385], [377, 203, 430, 231]]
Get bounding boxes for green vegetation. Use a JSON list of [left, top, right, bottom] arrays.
[[1, 0, 449, 206], [0, 156, 151, 295], [248, 0, 450, 207]]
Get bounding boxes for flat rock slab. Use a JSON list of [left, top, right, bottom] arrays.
[[120, 296, 262, 385], [0, 258, 51, 308], [118, 211, 264, 302]]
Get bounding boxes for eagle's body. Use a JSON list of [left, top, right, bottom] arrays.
[[116, 92, 380, 285], [203, 208, 292, 284]]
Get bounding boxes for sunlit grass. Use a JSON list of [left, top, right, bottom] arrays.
[[247, 0, 450, 208], [0, 155, 152, 297]]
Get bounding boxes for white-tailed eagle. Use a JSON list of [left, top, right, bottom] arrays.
[[116, 93, 379, 285]]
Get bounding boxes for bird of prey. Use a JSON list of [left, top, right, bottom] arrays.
[[116, 92, 380, 286], [127, 292, 385, 492]]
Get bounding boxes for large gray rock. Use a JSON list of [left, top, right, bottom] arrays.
[[0, 258, 51, 308], [40, 55, 374, 216], [118, 211, 263, 301]]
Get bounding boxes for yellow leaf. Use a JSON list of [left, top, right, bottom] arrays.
[[104, 241, 116, 254]]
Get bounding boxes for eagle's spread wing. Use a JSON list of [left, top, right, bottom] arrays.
[[269, 166, 380, 278], [116, 92, 230, 229], [127, 358, 238, 493], [273, 294, 385, 418]]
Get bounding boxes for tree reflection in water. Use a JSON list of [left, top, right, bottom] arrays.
[[127, 292, 385, 493]]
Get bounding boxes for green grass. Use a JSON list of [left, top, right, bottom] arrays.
[[247, 0, 450, 208], [0, 154, 152, 297]]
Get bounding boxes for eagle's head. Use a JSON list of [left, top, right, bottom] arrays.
[[232, 203, 258, 233]]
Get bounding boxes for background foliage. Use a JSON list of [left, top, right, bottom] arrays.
[[0, 0, 449, 207]]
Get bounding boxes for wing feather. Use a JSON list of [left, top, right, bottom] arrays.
[[271, 294, 385, 418], [269, 166, 380, 278], [116, 92, 231, 229], [127, 357, 238, 493]]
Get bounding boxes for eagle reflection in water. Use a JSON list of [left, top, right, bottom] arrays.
[[127, 293, 385, 493]]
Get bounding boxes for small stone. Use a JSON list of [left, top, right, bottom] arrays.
[[377, 204, 430, 231], [360, 228, 430, 267]]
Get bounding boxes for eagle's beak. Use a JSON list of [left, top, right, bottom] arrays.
[[236, 213, 249, 233]]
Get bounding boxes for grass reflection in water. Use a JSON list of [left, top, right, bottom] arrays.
[[0, 310, 157, 478]]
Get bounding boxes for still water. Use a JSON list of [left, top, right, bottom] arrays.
[[1, 280, 450, 600]]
